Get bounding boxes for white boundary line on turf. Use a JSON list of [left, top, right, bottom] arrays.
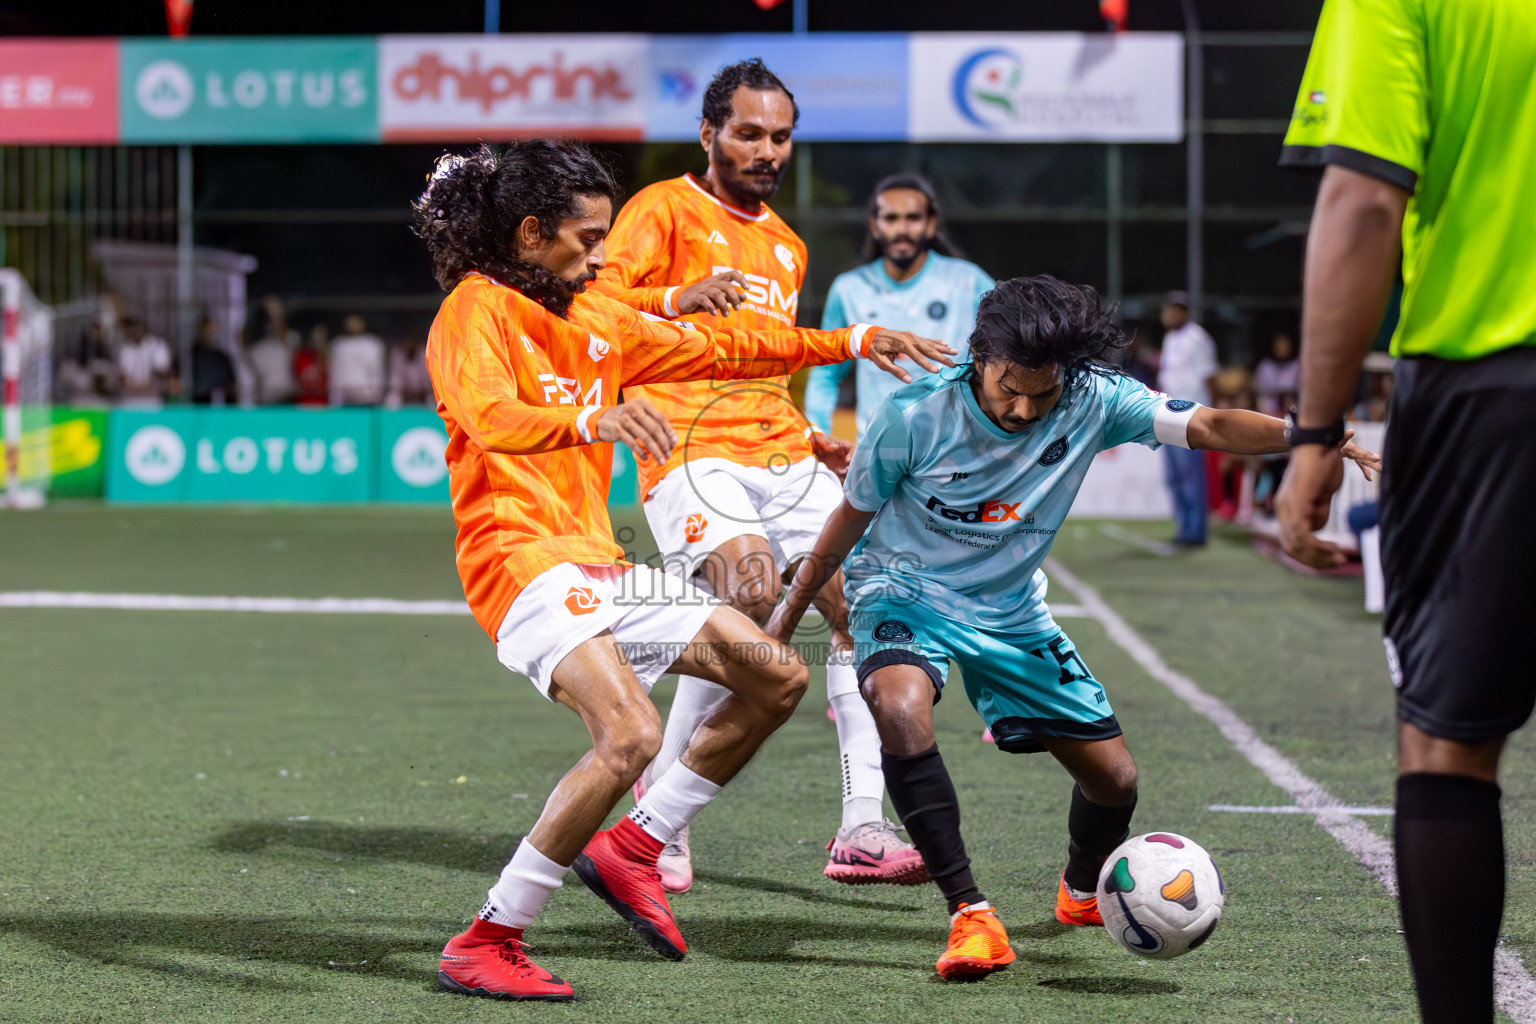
[[0, 590, 1091, 624], [1043, 557, 1536, 1024], [1209, 804, 1394, 816]]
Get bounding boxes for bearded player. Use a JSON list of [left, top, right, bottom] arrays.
[[770, 277, 1379, 980], [804, 173, 994, 439], [591, 59, 922, 891], [412, 140, 952, 1001]]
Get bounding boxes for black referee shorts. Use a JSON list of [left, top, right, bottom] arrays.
[[1381, 346, 1536, 742]]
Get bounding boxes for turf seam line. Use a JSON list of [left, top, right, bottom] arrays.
[[1044, 556, 1536, 1024], [1208, 804, 1395, 816]]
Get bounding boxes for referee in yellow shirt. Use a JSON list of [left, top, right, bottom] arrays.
[[1276, 1, 1536, 1020]]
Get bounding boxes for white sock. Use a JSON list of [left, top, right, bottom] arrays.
[[951, 899, 993, 923], [628, 762, 723, 844], [642, 675, 729, 790], [479, 838, 568, 929], [828, 653, 884, 831]]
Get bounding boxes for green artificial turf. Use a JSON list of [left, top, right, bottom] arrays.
[[0, 506, 1526, 1022]]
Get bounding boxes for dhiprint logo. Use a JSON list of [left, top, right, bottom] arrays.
[[564, 586, 601, 616], [136, 60, 195, 120], [123, 425, 186, 485], [391, 50, 633, 114], [684, 513, 708, 544]]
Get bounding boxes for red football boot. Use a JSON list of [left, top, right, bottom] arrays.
[[437, 919, 574, 1001], [573, 817, 687, 960]]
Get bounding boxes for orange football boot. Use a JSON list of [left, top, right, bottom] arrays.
[[1054, 875, 1104, 926], [936, 903, 1017, 980]]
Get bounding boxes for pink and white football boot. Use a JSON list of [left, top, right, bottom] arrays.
[[824, 819, 928, 886]]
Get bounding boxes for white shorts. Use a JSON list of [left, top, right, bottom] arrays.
[[496, 562, 719, 700], [644, 456, 844, 574]]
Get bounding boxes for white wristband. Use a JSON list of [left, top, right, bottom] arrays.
[[662, 286, 680, 319], [576, 406, 603, 444], [848, 323, 875, 359], [1152, 398, 1200, 449]]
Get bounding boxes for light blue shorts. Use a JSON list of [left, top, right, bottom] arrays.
[[849, 591, 1119, 754]]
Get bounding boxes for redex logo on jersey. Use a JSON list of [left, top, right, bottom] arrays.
[[925, 495, 1024, 523]]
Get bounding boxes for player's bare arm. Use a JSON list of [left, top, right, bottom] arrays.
[[1186, 405, 1380, 477], [767, 497, 877, 644], [1275, 165, 1408, 568]]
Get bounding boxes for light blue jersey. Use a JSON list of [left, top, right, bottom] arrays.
[[805, 253, 994, 437], [843, 368, 1197, 635]]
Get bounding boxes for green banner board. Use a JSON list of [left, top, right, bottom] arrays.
[[108, 408, 377, 503], [377, 408, 450, 504], [120, 38, 378, 143], [41, 407, 108, 498]]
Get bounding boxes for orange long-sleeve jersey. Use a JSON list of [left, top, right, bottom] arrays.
[[589, 173, 812, 501], [425, 272, 874, 639]]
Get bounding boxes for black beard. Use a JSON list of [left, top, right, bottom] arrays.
[[710, 139, 788, 204], [879, 234, 933, 270], [501, 260, 591, 319]]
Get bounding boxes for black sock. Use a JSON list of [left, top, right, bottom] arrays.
[[882, 744, 983, 914], [1396, 772, 1503, 1024], [1063, 784, 1137, 894]]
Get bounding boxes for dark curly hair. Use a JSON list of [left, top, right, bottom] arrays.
[[411, 141, 621, 317], [860, 172, 961, 263], [966, 275, 1128, 399], [701, 58, 800, 130]]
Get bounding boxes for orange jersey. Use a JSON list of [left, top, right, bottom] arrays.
[[426, 272, 870, 639], [590, 173, 812, 500]]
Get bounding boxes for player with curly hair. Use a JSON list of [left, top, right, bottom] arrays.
[[769, 275, 1379, 980], [411, 139, 953, 1001]]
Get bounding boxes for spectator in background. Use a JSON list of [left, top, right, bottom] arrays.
[[294, 324, 329, 408], [116, 316, 174, 408], [190, 316, 237, 405], [55, 320, 117, 406], [385, 335, 432, 408], [1156, 291, 1218, 548], [248, 296, 299, 404], [329, 314, 387, 406], [1254, 328, 1300, 417]]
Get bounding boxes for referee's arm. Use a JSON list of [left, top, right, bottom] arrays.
[[1276, 167, 1408, 568]]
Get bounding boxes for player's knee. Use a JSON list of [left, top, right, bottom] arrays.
[[727, 585, 780, 627], [1099, 758, 1139, 805], [599, 717, 663, 781], [746, 656, 808, 721]]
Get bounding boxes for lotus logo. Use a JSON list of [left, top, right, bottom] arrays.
[[684, 513, 708, 543], [123, 425, 186, 485], [136, 60, 195, 120], [952, 48, 1025, 129], [390, 426, 449, 488], [564, 586, 601, 616]]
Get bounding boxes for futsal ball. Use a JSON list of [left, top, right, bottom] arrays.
[[1096, 832, 1224, 960]]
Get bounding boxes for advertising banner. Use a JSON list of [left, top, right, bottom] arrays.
[[108, 408, 377, 503], [909, 33, 1183, 142], [377, 408, 450, 504], [379, 35, 648, 141], [30, 407, 108, 499], [0, 40, 118, 144], [648, 34, 907, 141], [119, 38, 377, 143]]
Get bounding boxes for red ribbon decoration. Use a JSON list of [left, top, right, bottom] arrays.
[[1101, 0, 1128, 31], [165, 0, 193, 37]]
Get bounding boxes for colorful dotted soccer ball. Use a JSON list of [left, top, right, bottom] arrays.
[[1095, 832, 1225, 960]]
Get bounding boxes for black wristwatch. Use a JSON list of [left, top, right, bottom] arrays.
[[1284, 408, 1347, 448]]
